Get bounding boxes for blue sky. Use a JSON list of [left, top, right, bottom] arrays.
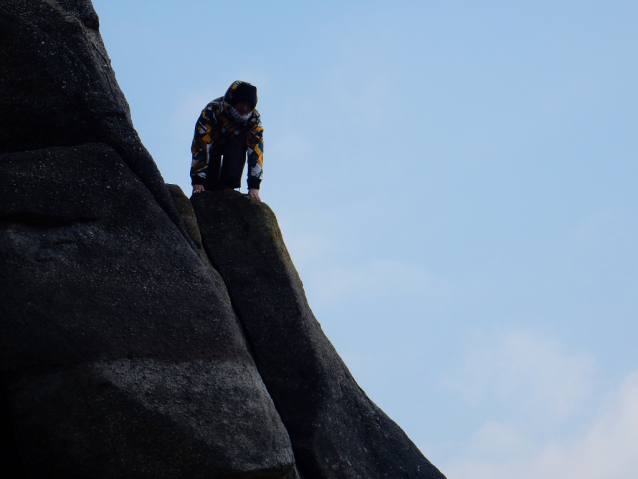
[[92, 1, 638, 477]]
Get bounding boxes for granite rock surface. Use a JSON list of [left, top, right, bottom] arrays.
[[0, 1, 295, 476], [0, 145, 295, 478], [0, 1, 446, 477], [0, 0, 191, 246], [192, 191, 446, 479]]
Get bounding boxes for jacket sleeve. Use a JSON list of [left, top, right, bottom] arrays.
[[190, 104, 217, 185], [245, 110, 264, 190]]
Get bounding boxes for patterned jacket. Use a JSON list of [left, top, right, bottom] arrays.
[[190, 81, 264, 189]]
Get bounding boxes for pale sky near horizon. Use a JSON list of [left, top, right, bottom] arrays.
[[92, 1, 638, 477]]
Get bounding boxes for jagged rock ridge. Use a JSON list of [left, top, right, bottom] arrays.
[[0, 2, 446, 478]]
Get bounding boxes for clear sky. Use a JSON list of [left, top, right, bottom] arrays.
[[92, 1, 638, 477]]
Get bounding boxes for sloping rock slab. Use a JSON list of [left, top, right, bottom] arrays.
[[0, 144, 294, 478], [192, 191, 446, 479]]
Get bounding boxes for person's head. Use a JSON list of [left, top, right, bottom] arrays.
[[234, 101, 253, 116], [229, 81, 258, 114]]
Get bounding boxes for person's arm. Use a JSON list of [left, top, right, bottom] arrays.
[[190, 103, 217, 193], [245, 110, 264, 200]]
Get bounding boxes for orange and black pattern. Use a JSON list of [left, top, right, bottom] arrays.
[[190, 81, 264, 188]]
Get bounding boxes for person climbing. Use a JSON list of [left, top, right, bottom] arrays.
[[190, 80, 264, 201]]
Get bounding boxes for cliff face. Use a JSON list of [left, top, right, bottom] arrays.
[[0, 2, 445, 478]]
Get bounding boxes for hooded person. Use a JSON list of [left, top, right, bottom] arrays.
[[190, 81, 264, 200]]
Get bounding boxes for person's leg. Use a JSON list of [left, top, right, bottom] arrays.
[[203, 150, 223, 190], [219, 132, 247, 189]]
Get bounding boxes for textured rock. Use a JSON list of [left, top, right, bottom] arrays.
[[0, 144, 294, 478], [0, 2, 297, 475], [0, 1, 447, 476], [192, 191, 446, 479], [167, 184, 210, 263], [9, 360, 291, 479], [0, 0, 191, 247], [0, 3, 297, 474]]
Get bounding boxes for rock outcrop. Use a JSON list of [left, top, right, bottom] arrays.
[[0, 2, 294, 478], [0, 1, 446, 478], [0, 0, 192, 247], [0, 144, 295, 478], [192, 191, 444, 479]]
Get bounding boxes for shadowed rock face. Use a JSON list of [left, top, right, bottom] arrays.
[[0, 145, 295, 478], [0, 2, 295, 476], [0, 1, 446, 477], [167, 184, 211, 262], [0, 0, 191, 247], [192, 191, 446, 479]]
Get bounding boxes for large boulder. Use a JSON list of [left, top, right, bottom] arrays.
[[192, 191, 446, 479], [0, 0, 191, 246], [0, 2, 297, 474], [0, 146, 294, 476], [0, 1, 446, 477]]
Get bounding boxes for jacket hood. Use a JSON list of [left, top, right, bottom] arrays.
[[224, 81, 258, 110]]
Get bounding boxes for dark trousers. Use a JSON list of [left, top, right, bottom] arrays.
[[204, 132, 247, 190]]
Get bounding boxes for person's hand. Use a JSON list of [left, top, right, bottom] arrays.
[[248, 188, 261, 201], [193, 185, 205, 194]]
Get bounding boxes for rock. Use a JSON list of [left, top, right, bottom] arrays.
[[192, 191, 446, 479], [0, 381, 26, 478], [0, 144, 294, 478], [167, 184, 210, 263], [166, 183, 234, 318], [0, 1, 447, 476], [0, 0, 192, 248]]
